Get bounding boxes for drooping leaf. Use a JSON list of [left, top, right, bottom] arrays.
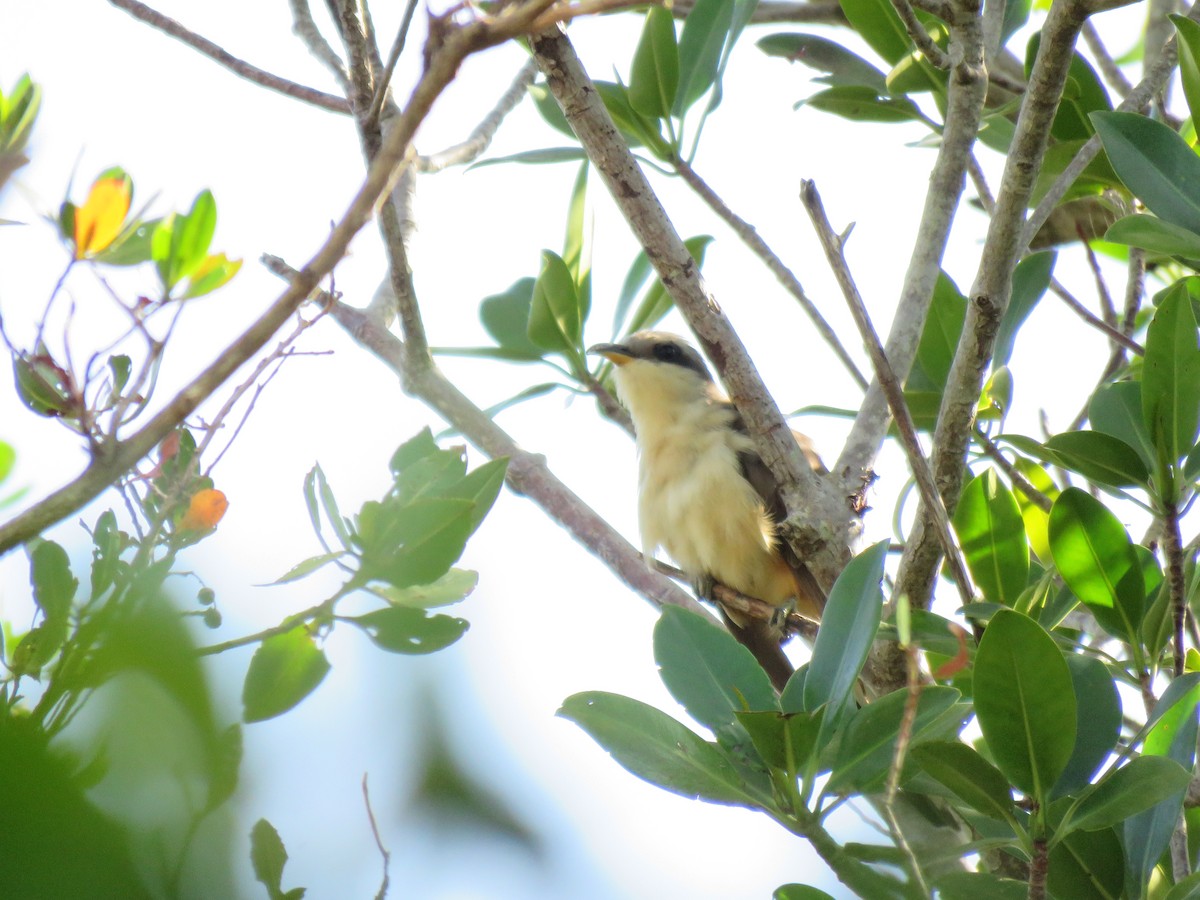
[[673, 0, 735, 116], [756, 33, 887, 92], [559, 692, 765, 807], [837, 0, 914, 64], [479, 277, 545, 360], [953, 469, 1029, 608], [654, 606, 778, 735], [242, 629, 331, 723], [1142, 281, 1200, 464], [629, 7, 679, 120], [973, 609, 1076, 800], [1051, 654, 1122, 798], [1048, 487, 1145, 641]]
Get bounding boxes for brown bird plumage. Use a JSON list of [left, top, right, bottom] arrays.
[[589, 331, 826, 689]]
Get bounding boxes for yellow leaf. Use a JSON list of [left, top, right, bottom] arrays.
[[73, 176, 131, 258]]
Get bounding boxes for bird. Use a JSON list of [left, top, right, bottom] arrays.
[[588, 331, 826, 690]]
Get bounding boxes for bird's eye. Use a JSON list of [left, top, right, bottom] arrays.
[[655, 343, 682, 362]]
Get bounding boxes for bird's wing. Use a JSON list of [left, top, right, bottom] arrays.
[[725, 403, 828, 618]]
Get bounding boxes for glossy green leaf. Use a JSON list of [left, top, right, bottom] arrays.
[[242, 628, 331, 723], [994, 251, 1054, 369], [1043, 430, 1149, 487], [1105, 213, 1200, 258], [801, 86, 928, 124], [1092, 111, 1200, 235], [911, 740, 1014, 821], [673, 0, 734, 116], [1067, 756, 1191, 834], [934, 872, 1028, 900], [825, 686, 966, 793], [907, 272, 965, 392], [528, 250, 581, 354], [559, 692, 764, 807], [735, 708, 823, 772], [954, 469, 1028, 607], [1165, 871, 1200, 900], [30, 539, 77, 624], [756, 33, 887, 91], [1089, 381, 1155, 468], [973, 609, 1076, 799], [1046, 825, 1124, 900], [804, 540, 887, 736], [838, 0, 912, 64], [1048, 487, 1144, 640], [479, 277, 545, 360], [1051, 654, 1121, 798], [1173, 15, 1200, 127], [1142, 282, 1200, 464], [629, 7, 679, 120], [654, 606, 778, 734], [351, 606, 468, 655]]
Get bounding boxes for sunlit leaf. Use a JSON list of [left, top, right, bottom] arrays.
[[73, 174, 132, 258], [242, 629, 331, 723]]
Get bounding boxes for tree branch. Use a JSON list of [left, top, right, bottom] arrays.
[[108, 0, 352, 114], [671, 155, 869, 390], [288, 0, 351, 91], [0, 1, 559, 555], [835, 5, 988, 490], [896, 0, 1093, 610]]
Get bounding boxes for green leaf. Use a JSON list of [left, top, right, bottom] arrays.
[[13, 351, 75, 417], [934, 872, 1028, 900], [270, 551, 348, 585], [1105, 213, 1200, 259], [1026, 38, 1110, 140], [825, 686, 967, 793], [528, 250, 582, 354], [654, 606, 778, 734], [1143, 281, 1200, 464], [624, 235, 713, 335], [358, 498, 474, 589], [803, 540, 887, 735], [994, 251, 1054, 369], [1066, 756, 1191, 834], [756, 33, 887, 91], [735, 708, 823, 772], [907, 271, 965, 392], [169, 189, 217, 284], [1173, 15, 1200, 127], [596, 82, 672, 158], [1046, 826, 1124, 900], [911, 741, 1014, 821], [973, 609, 1076, 800], [1043, 429, 1150, 488], [370, 568, 477, 609], [1051, 654, 1122, 798], [629, 7, 679, 120], [469, 147, 588, 168], [351, 606, 468, 654], [447, 456, 508, 535], [30, 539, 77, 624], [89, 509, 122, 599], [107, 354, 132, 400], [559, 692, 764, 807], [1091, 111, 1200, 235], [0, 440, 13, 484], [673, 0, 735, 116], [250, 818, 304, 900], [1089, 381, 1155, 468], [838, 0, 913, 64], [1048, 487, 1145, 641], [954, 469, 1029, 607], [242, 629, 331, 723], [801, 86, 928, 124], [773, 886, 838, 900], [480, 278, 545, 359], [179, 252, 241, 300], [1165, 871, 1200, 900]]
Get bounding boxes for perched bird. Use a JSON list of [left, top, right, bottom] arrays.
[[589, 331, 826, 689]]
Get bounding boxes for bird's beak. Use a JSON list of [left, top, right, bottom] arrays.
[[588, 342, 635, 366]]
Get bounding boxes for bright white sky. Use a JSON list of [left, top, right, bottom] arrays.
[[0, 2, 1148, 898]]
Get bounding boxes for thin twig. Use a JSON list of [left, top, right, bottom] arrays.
[[672, 156, 868, 390], [288, 0, 351, 90], [889, 0, 950, 69], [1081, 20, 1133, 98], [881, 641, 930, 898], [108, 0, 352, 114], [362, 774, 392, 900], [1049, 279, 1144, 355], [418, 59, 540, 172], [973, 428, 1053, 512], [802, 180, 976, 610], [365, 0, 420, 129]]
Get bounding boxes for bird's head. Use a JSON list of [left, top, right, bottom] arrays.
[[588, 331, 716, 422]]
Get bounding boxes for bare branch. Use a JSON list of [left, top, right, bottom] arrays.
[[896, 0, 1092, 610], [672, 156, 869, 390], [529, 25, 853, 592], [365, 0, 421, 129], [836, 8, 988, 490], [1049, 278, 1145, 356], [1, 2, 556, 555], [1081, 20, 1133, 98], [972, 428, 1053, 513], [288, 0, 351, 90], [802, 179, 976, 611], [108, 0, 352, 115], [419, 59, 540, 172]]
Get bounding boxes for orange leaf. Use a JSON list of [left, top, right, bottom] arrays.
[[932, 623, 970, 680], [73, 176, 131, 258], [179, 488, 228, 531]]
